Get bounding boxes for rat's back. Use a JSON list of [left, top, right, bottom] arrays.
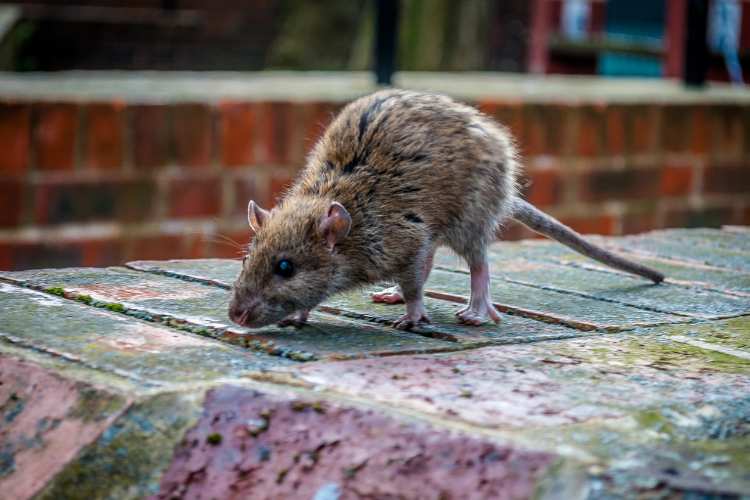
[[288, 90, 519, 261]]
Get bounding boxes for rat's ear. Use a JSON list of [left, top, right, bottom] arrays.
[[247, 201, 270, 233], [319, 201, 351, 251]]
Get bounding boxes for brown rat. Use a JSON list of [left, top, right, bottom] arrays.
[[228, 89, 663, 330]]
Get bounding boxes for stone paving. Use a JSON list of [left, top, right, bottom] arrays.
[[0, 228, 749, 499]]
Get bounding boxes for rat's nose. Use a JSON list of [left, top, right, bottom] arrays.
[[228, 297, 260, 326]]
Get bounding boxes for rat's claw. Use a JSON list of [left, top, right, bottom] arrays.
[[277, 310, 310, 328], [372, 286, 404, 304], [393, 312, 430, 330]]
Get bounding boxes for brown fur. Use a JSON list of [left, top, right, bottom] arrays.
[[229, 89, 661, 328]]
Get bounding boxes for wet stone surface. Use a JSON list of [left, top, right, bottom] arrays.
[[0, 228, 749, 498]]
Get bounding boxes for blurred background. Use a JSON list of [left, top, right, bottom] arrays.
[[0, 0, 748, 270]]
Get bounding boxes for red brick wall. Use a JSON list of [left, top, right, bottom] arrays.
[[1, 97, 749, 270]]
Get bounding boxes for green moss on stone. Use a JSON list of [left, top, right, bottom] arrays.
[[76, 294, 93, 305], [45, 287, 65, 297], [206, 432, 222, 445], [38, 392, 203, 500], [104, 303, 125, 313]]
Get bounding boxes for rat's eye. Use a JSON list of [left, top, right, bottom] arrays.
[[274, 259, 294, 278]]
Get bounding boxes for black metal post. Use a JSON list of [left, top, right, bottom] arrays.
[[684, 0, 709, 87], [375, 0, 398, 86]]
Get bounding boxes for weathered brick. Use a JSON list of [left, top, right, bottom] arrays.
[[253, 101, 292, 166], [172, 103, 213, 167], [660, 164, 694, 197], [83, 102, 124, 170], [621, 211, 658, 235], [690, 104, 711, 155], [233, 175, 268, 216], [522, 169, 563, 207], [34, 103, 78, 171], [605, 104, 626, 156], [0, 102, 30, 174], [3, 240, 83, 269], [711, 104, 743, 160], [0, 179, 23, 228], [80, 238, 124, 267], [479, 100, 524, 144], [219, 101, 254, 167], [664, 206, 735, 228], [577, 104, 607, 157], [167, 176, 222, 218], [34, 179, 156, 225], [127, 234, 187, 262], [703, 165, 750, 194], [131, 104, 170, 169], [155, 387, 554, 500], [523, 104, 570, 157], [661, 104, 691, 153], [579, 168, 659, 202], [559, 214, 617, 235], [626, 104, 658, 155]]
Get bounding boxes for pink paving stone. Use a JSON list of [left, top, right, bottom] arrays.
[[0, 355, 129, 499], [153, 385, 555, 500], [282, 335, 750, 429]]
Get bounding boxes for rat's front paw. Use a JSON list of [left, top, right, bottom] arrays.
[[278, 310, 309, 328]]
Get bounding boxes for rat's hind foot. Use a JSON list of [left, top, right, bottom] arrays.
[[277, 310, 309, 328], [393, 300, 430, 330], [372, 286, 404, 305], [456, 300, 501, 326]]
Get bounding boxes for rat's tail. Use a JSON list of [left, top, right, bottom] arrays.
[[510, 199, 664, 284]]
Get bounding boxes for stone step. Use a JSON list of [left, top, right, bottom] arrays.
[[0, 268, 457, 362]]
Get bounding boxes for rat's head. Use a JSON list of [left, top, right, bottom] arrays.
[[228, 197, 352, 328]]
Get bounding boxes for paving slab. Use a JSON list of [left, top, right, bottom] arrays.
[[612, 232, 750, 272], [426, 269, 686, 332], [279, 331, 750, 495], [0, 267, 457, 362], [433, 261, 748, 320], [437, 239, 750, 297], [129, 257, 686, 333], [129, 259, 588, 344], [0, 282, 291, 385]]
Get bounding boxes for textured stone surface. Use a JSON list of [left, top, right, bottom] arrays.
[[1, 229, 749, 498], [128, 259, 588, 345], [0, 267, 457, 361], [154, 385, 557, 500], [282, 333, 750, 495], [426, 269, 685, 331], [0, 355, 129, 499], [0, 282, 291, 383]]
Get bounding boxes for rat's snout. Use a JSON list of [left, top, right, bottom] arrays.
[[228, 292, 262, 327]]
